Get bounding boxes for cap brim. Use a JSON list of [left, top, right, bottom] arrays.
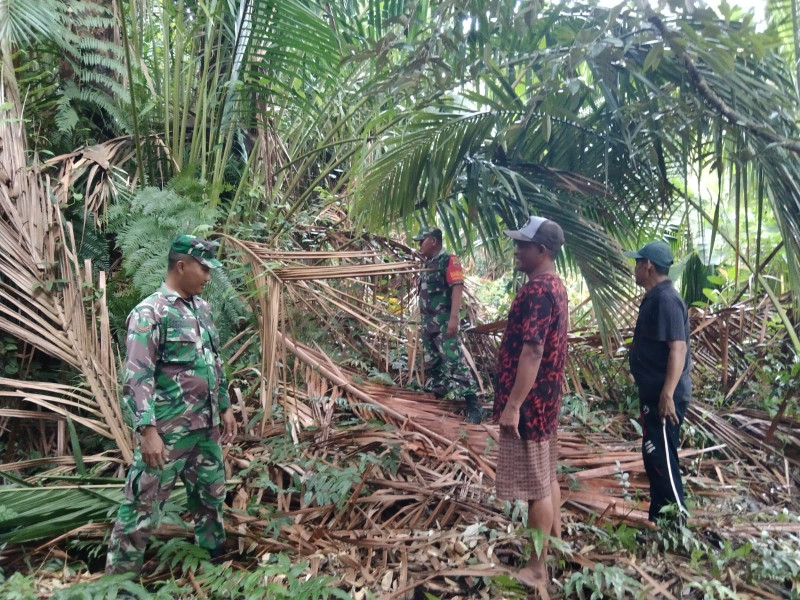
[[412, 235, 425, 241], [504, 230, 532, 241], [623, 250, 643, 259], [197, 257, 222, 268]]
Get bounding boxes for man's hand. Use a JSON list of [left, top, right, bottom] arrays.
[[140, 426, 167, 469], [658, 391, 679, 426], [498, 405, 521, 439], [446, 316, 459, 338], [220, 408, 238, 445]]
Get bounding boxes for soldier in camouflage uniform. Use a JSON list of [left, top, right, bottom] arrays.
[[106, 235, 238, 574], [412, 226, 482, 424]]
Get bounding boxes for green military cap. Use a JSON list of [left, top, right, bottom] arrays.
[[170, 235, 223, 268], [624, 240, 673, 268], [412, 226, 443, 241]]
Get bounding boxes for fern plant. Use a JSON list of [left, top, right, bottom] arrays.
[[51, 575, 150, 600], [45, 540, 352, 599], [191, 552, 350, 600], [109, 185, 218, 294], [0, 572, 37, 600], [563, 564, 645, 599], [109, 180, 250, 348], [11, 0, 133, 151], [55, 1, 131, 137], [154, 538, 210, 575]]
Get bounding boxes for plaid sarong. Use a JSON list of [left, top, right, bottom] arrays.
[[496, 431, 558, 501]]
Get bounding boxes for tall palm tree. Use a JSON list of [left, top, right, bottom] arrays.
[[350, 1, 800, 343]]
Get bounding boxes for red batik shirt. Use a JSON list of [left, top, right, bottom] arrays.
[[493, 273, 569, 441]]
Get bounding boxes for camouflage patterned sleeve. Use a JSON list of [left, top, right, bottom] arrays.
[[122, 306, 161, 430], [217, 354, 230, 411]]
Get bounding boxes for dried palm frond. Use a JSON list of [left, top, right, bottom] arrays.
[[0, 379, 120, 443], [45, 135, 175, 220], [221, 235, 427, 431], [0, 60, 132, 461]]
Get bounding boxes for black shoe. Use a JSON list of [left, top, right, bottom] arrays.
[[464, 395, 482, 424], [209, 546, 227, 564], [465, 410, 482, 424]]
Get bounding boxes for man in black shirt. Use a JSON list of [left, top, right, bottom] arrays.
[[625, 241, 690, 522]]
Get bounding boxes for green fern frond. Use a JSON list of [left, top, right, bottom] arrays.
[[42, 0, 132, 140], [71, 217, 111, 275], [110, 184, 250, 346], [203, 270, 251, 352], [106, 275, 141, 342], [54, 97, 79, 135], [72, 14, 116, 30]]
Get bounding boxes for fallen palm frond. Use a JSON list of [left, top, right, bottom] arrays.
[[45, 137, 135, 215], [0, 483, 188, 549], [0, 379, 121, 443], [4, 377, 795, 597], [1, 348, 797, 597], [0, 61, 132, 461], [221, 234, 425, 430], [220, 233, 800, 530], [0, 453, 124, 476], [44, 135, 176, 219], [205, 240, 794, 596], [234, 360, 796, 596], [277, 335, 799, 522], [275, 262, 421, 281]]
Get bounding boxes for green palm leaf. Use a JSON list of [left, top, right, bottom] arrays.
[[235, 0, 342, 121], [0, 0, 58, 47], [0, 484, 187, 544]]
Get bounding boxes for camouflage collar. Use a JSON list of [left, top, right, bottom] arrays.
[[425, 248, 446, 263], [160, 283, 194, 305]]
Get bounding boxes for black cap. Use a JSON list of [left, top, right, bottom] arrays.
[[624, 241, 673, 268]]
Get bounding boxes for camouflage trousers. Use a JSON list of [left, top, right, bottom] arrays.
[[421, 315, 477, 398], [106, 427, 226, 574]]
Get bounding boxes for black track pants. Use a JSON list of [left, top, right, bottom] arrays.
[[639, 400, 688, 522]]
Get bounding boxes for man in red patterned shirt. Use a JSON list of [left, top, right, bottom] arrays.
[[493, 216, 568, 590]]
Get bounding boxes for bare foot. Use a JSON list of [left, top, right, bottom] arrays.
[[515, 565, 550, 598]]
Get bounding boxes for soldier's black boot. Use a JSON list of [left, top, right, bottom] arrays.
[[431, 386, 447, 399], [464, 394, 482, 424], [209, 546, 227, 564]]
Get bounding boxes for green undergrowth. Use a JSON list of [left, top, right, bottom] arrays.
[[3, 520, 797, 599], [0, 541, 352, 599]]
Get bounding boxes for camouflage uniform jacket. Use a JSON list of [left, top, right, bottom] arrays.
[[123, 284, 230, 435], [418, 249, 464, 323]]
